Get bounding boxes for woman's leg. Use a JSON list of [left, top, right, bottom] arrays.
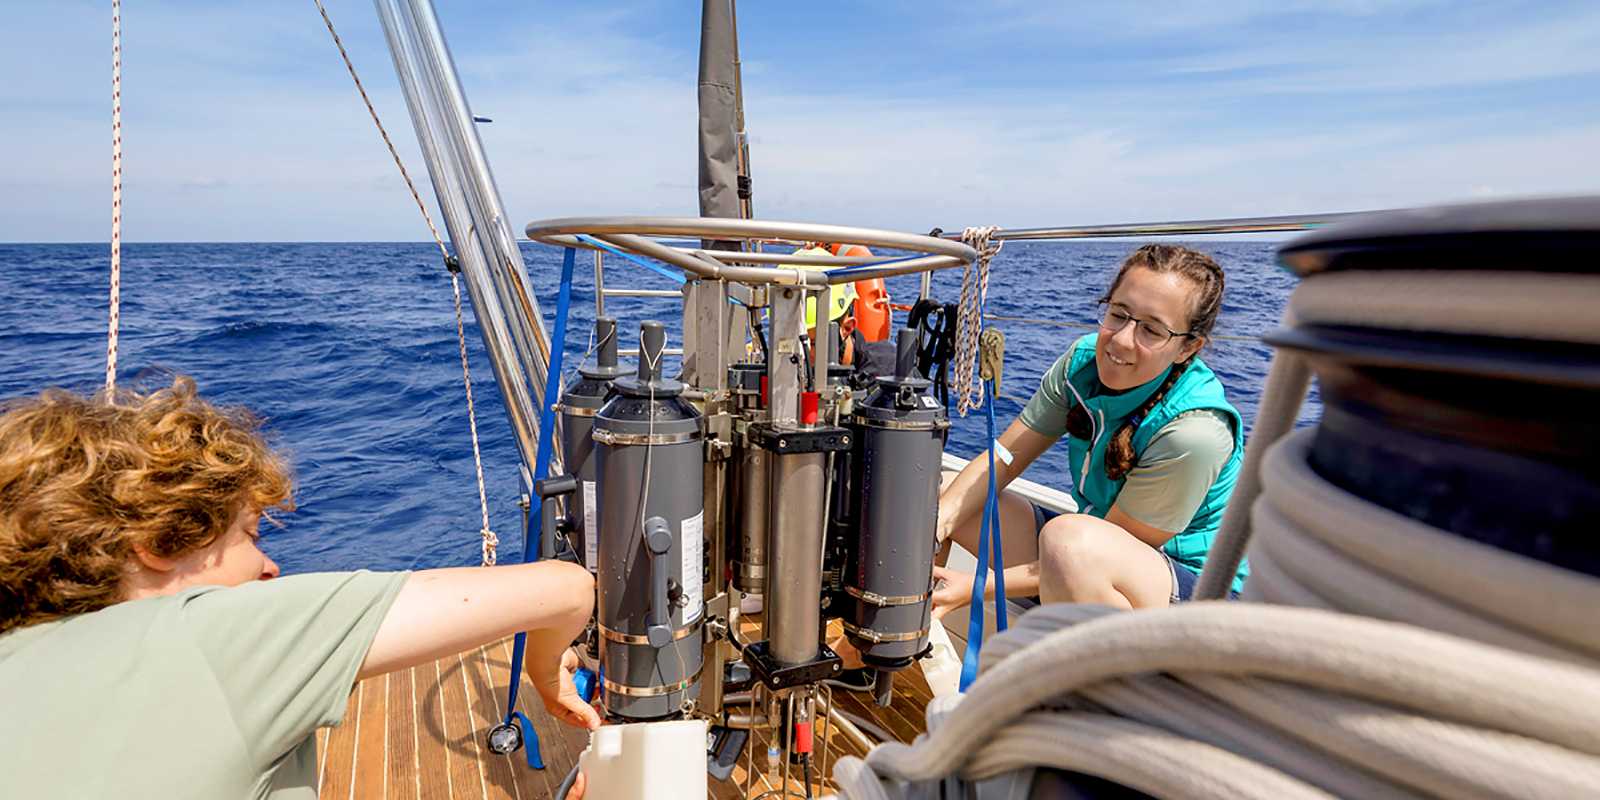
[[938, 470, 1039, 568], [1037, 514, 1174, 609]]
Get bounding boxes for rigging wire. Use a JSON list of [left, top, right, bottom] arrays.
[[311, 0, 499, 564]]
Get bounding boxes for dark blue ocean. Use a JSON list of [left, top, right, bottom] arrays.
[[0, 241, 1318, 574]]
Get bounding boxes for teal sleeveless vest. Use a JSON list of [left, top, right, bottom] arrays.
[[1061, 334, 1248, 594]]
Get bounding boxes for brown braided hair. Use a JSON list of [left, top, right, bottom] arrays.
[[1064, 244, 1226, 480]]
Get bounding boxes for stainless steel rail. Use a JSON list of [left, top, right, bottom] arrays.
[[525, 216, 976, 286], [375, 0, 560, 492], [942, 211, 1372, 241]]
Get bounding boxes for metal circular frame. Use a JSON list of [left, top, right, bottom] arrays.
[[524, 216, 977, 287]]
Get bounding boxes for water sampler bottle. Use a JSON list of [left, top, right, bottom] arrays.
[[591, 320, 705, 720]]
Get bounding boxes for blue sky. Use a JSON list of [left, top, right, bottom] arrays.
[[3, 0, 1598, 242]]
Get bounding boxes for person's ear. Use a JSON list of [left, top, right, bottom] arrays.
[[840, 317, 857, 336], [1179, 335, 1204, 363], [131, 543, 178, 573]]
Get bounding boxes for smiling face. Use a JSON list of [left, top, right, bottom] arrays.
[[1094, 266, 1205, 390]]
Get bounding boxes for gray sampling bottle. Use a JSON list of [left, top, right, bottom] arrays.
[[591, 321, 705, 720]]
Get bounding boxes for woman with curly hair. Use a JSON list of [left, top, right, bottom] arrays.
[[0, 377, 596, 798], [933, 244, 1248, 617]]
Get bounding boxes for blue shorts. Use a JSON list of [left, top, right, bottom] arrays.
[[1031, 503, 1236, 603]]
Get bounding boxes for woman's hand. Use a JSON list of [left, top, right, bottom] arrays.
[[930, 566, 976, 620], [537, 647, 601, 730]]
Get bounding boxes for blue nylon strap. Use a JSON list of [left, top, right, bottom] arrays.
[[988, 385, 1008, 632], [511, 712, 546, 770], [576, 234, 686, 286], [502, 247, 578, 767], [959, 377, 1009, 691]]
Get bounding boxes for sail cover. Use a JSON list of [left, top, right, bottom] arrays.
[[697, 0, 742, 221]]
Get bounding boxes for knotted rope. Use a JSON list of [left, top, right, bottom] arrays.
[[951, 226, 1003, 417]]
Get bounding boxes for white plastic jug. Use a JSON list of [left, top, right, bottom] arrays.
[[921, 615, 962, 697], [577, 718, 708, 800]]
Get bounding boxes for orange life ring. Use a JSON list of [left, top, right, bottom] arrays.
[[829, 243, 892, 342]]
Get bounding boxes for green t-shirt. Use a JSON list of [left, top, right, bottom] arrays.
[[1019, 351, 1235, 534], [0, 570, 408, 799]]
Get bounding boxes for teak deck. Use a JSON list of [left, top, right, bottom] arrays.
[[316, 620, 937, 799]]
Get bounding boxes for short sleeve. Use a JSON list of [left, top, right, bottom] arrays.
[[1113, 410, 1235, 534], [179, 570, 409, 767], [1018, 351, 1076, 437]]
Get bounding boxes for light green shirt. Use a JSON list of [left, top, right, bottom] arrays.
[[1019, 353, 1235, 533], [0, 570, 408, 799]]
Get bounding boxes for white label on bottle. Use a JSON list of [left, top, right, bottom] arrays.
[[582, 480, 598, 572], [681, 511, 704, 624]]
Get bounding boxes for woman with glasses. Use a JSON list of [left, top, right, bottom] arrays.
[[933, 244, 1246, 617]]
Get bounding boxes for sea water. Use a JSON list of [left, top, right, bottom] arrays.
[[0, 240, 1317, 573]]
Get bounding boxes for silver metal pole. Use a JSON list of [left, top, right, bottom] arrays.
[[374, 0, 562, 500], [940, 211, 1372, 241]]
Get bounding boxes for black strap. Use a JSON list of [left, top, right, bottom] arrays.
[[907, 298, 958, 408]]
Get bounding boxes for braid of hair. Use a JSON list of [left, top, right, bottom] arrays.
[[1065, 400, 1091, 440], [1104, 359, 1190, 481]]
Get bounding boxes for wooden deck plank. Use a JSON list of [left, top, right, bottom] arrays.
[[387, 667, 420, 800], [319, 683, 361, 800], [433, 654, 487, 799], [417, 660, 456, 800], [462, 645, 527, 800], [325, 619, 933, 800], [352, 671, 390, 799]]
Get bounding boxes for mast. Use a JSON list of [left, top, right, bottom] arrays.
[[373, 0, 562, 547]]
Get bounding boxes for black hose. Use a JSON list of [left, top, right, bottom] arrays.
[[555, 762, 580, 800]]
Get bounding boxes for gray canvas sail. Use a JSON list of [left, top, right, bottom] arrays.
[[697, 0, 747, 221]]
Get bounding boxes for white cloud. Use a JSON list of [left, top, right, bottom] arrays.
[[2, 1, 1598, 241]]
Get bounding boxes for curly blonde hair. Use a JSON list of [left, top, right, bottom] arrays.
[[0, 376, 293, 634]]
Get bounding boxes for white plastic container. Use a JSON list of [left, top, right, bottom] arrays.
[[921, 611, 963, 697], [577, 719, 708, 800]]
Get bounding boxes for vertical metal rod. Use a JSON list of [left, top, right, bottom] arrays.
[[810, 290, 830, 402], [374, 0, 561, 484], [782, 691, 795, 794], [593, 249, 606, 317], [818, 685, 831, 792], [919, 270, 932, 302]]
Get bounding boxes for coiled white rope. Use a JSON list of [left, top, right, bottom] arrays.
[[950, 227, 1004, 417], [311, 0, 498, 565], [833, 267, 1600, 799], [105, 0, 123, 396]]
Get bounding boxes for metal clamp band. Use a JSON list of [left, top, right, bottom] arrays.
[[556, 404, 598, 418], [841, 621, 929, 643], [844, 584, 931, 607], [736, 562, 766, 580], [597, 621, 701, 646], [591, 429, 701, 446], [602, 664, 705, 697], [850, 416, 951, 432]]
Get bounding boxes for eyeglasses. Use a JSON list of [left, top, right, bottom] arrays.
[[1099, 303, 1192, 349]]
